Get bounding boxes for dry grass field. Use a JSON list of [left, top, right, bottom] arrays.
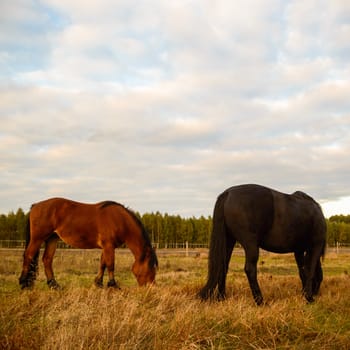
[[1, 248, 350, 349]]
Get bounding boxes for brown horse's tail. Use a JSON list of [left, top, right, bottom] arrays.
[[24, 212, 39, 285], [199, 191, 229, 300]]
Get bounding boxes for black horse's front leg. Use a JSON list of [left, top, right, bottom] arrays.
[[294, 251, 307, 292], [304, 281, 315, 303], [303, 251, 322, 303], [312, 259, 323, 296]]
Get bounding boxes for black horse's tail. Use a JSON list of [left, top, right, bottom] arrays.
[[21, 212, 39, 287], [199, 191, 229, 300]]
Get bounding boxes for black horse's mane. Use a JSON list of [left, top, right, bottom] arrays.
[[99, 201, 158, 268], [292, 191, 314, 201], [292, 191, 323, 212]]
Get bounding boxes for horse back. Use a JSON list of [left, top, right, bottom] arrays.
[[223, 184, 326, 253], [29, 198, 128, 248]]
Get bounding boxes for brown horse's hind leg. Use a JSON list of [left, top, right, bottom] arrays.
[[43, 234, 60, 289], [19, 240, 42, 289], [95, 251, 106, 288]]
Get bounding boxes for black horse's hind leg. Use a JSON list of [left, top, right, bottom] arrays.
[[43, 234, 61, 289], [294, 251, 306, 292], [244, 245, 263, 305], [217, 237, 236, 300]]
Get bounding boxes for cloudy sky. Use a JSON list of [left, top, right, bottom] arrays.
[[1, 0, 349, 218]]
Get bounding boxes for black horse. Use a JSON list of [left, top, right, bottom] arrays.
[[199, 184, 326, 305]]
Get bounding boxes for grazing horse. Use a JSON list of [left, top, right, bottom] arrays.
[[19, 198, 158, 289], [199, 184, 326, 305]]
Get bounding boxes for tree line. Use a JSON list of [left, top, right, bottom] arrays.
[[1, 208, 350, 246], [0, 208, 212, 247]]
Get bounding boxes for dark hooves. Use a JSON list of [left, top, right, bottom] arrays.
[[306, 296, 315, 304], [20, 281, 34, 290], [107, 279, 121, 289], [254, 296, 264, 306], [94, 278, 104, 288], [47, 279, 61, 290]]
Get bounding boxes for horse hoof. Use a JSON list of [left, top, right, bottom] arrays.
[[217, 293, 226, 302], [47, 279, 61, 290], [95, 281, 104, 288], [19, 278, 34, 290], [254, 296, 264, 306], [20, 282, 33, 290], [197, 290, 209, 301], [306, 296, 315, 304], [107, 280, 120, 289]]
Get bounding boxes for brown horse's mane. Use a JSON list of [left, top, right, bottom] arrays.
[[99, 200, 120, 209], [99, 201, 158, 268]]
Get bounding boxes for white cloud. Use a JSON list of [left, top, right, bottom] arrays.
[[1, 0, 350, 217]]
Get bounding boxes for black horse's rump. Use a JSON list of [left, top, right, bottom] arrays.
[[199, 184, 326, 305]]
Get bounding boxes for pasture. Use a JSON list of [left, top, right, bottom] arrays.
[[1, 248, 350, 349]]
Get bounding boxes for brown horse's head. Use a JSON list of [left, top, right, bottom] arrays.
[[132, 247, 158, 286]]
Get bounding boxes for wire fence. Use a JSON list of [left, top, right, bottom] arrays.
[[1, 240, 350, 251], [0, 240, 209, 250]]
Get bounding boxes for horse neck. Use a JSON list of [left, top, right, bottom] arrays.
[[124, 226, 149, 261]]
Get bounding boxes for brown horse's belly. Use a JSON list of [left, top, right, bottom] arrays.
[[55, 230, 100, 249]]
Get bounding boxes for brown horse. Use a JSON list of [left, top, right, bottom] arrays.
[[19, 198, 158, 289]]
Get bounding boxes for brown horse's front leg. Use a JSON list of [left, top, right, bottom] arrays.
[[99, 246, 120, 289]]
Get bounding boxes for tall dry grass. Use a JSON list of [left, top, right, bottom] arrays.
[[1, 249, 350, 349]]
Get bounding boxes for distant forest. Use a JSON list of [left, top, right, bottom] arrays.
[[1, 208, 350, 246]]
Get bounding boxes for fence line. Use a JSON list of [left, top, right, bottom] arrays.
[[1, 240, 350, 251], [0, 240, 209, 249]]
